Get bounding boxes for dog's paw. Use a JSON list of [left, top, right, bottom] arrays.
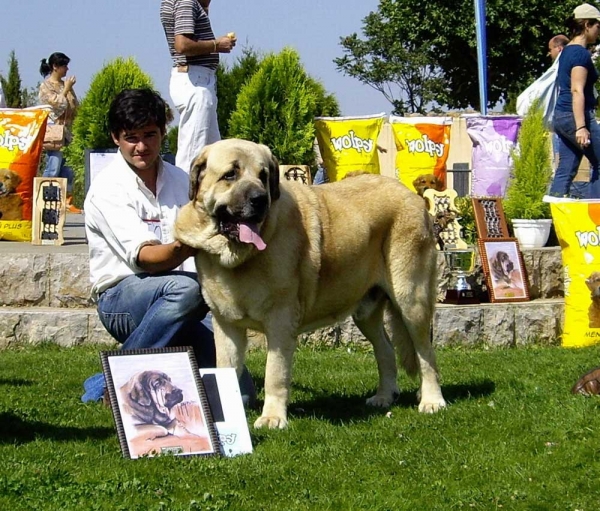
[[254, 415, 288, 429], [365, 391, 398, 408], [418, 398, 447, 414]]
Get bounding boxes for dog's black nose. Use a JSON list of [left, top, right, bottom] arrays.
[[248, 191, 268, 215]]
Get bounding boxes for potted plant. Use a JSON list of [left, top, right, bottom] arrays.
[[503, 98, 553, 248]]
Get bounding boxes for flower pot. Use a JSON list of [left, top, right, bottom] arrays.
[[511, 218, 553, 248]]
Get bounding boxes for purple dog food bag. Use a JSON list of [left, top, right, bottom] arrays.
[[466, 115, 521, 197]]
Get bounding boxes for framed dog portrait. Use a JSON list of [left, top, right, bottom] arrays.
[[101, 347, 220, 459], [478, 238, 530, 303], [472, 198, 510, 239]]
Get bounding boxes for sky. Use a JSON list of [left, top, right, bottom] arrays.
[[1, 0, 391, 120]]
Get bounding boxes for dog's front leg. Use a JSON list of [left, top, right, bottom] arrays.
[[255, 316, 297, 429], [212, 317, 247, 379]]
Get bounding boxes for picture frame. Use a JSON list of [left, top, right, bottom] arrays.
[[101, 346, 220, 459], [478, 238, 530, 303], [472, 198, 510, 239]]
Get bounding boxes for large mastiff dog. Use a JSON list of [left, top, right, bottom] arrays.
[[175, 139, 446, 429]]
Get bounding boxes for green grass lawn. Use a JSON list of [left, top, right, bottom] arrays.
[[1, 343, 600, 510]]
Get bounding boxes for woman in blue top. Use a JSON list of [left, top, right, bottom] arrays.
[[551, 3, 600, 198]]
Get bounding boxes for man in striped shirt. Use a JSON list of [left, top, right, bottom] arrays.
[[160, 0, 236, 173]]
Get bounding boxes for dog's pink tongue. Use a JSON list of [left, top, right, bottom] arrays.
[[239, 222, 266, 251]]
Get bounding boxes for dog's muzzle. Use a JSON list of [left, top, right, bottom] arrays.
[[216, 189, 269, 251]]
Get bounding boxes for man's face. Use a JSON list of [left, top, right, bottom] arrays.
[[548, 43, 563, 62], [112, 124, 164, 173]]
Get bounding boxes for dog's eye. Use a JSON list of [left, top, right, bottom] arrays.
[[259, 169, 268, 185], [222, 170, 236, 182]]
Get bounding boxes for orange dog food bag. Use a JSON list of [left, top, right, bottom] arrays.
[[0, 108, 49, 241]]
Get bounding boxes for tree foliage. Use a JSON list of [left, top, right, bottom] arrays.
[[64, 57, 154, 205], [229, 47, 339, 165], [0, 50, 23, 108], [336, 0, 573, 111], [217, 46, 262, 138]]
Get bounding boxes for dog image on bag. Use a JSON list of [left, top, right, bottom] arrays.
[[585, 272, 600, 328], [412, 173, 444, 197], [0, 168, 24, 221], [175, 138, 446, 429]]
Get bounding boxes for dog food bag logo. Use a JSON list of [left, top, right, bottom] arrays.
[[389, 116, 452, 193], [551, 201, 600, 347], [0, 108, 49, 241], [314, 113, 385, 181], [466, 115, 521, 198]]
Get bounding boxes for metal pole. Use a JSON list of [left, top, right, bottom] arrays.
[[474, 0, 488, 115]]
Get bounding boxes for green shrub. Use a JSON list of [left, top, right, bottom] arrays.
[[217, 46, 262, 139], [228, 47, 338, 166], [64, 57, 154, 206], [503, 99, 552, 220], [454, 196, 477, 245]]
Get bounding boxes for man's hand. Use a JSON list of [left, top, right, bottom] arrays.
[[137, 240, 197, 274]]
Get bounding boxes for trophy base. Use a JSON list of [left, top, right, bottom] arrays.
[[444, 289, 480, 305]]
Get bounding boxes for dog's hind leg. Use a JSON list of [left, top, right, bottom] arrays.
[[390, 296, 445, 413], [353, 292, 399, 407]]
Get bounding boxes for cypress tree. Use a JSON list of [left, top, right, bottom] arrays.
[[0, 50, 23, 108]]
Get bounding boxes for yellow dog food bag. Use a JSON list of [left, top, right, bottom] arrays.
[[0, 108, 49, 241], [551, 201, 600, 347], [389, 115, 452, 192], [314, 113, 385, 182]]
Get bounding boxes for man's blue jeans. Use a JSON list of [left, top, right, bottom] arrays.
[[44, 150, 75, 193], [97, 271, 215, 367], [551, 110, 600, 198]]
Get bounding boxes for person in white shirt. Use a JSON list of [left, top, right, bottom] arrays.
[[82, 88, 254, 404]]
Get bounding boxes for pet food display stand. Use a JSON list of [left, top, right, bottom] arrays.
[[31, 177, 67, 245]]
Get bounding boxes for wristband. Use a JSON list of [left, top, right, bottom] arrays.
[[213, 40, 217, 53], [576, 126, 587, 131]]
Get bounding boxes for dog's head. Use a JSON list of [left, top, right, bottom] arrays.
[[188, 139, 280, 251], [412, 173, 443, 197], [0, 168, 21, 198], [491, 251, 514, 284], [121, 370, 184, 426], [586, 272, 600, 299]]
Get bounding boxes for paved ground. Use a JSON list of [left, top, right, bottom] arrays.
[[0, 212, 87, 254]]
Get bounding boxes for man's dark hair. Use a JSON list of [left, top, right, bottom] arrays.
[[108, 88, 168, 136]]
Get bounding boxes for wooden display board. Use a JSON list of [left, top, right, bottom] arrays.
[[280, 165, 312, 186], [31, 177, 67, 246]]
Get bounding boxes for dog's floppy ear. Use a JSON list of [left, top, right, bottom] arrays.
[[189, 146, 211, 201], [128, 373, 152, 407], [268, 152, 280, 201]]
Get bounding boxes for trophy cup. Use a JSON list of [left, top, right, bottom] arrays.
[[443, 247, 479, 305]]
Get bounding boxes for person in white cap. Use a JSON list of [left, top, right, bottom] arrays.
[[550, 3, 600, 199]]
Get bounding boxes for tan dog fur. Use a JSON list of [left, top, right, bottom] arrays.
[[585, 272, 600, 328], [0, 168, 23, 220], [175, 139, 446, 429]]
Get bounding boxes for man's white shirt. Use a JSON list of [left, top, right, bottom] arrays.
[[84, 150, 195, 301]]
